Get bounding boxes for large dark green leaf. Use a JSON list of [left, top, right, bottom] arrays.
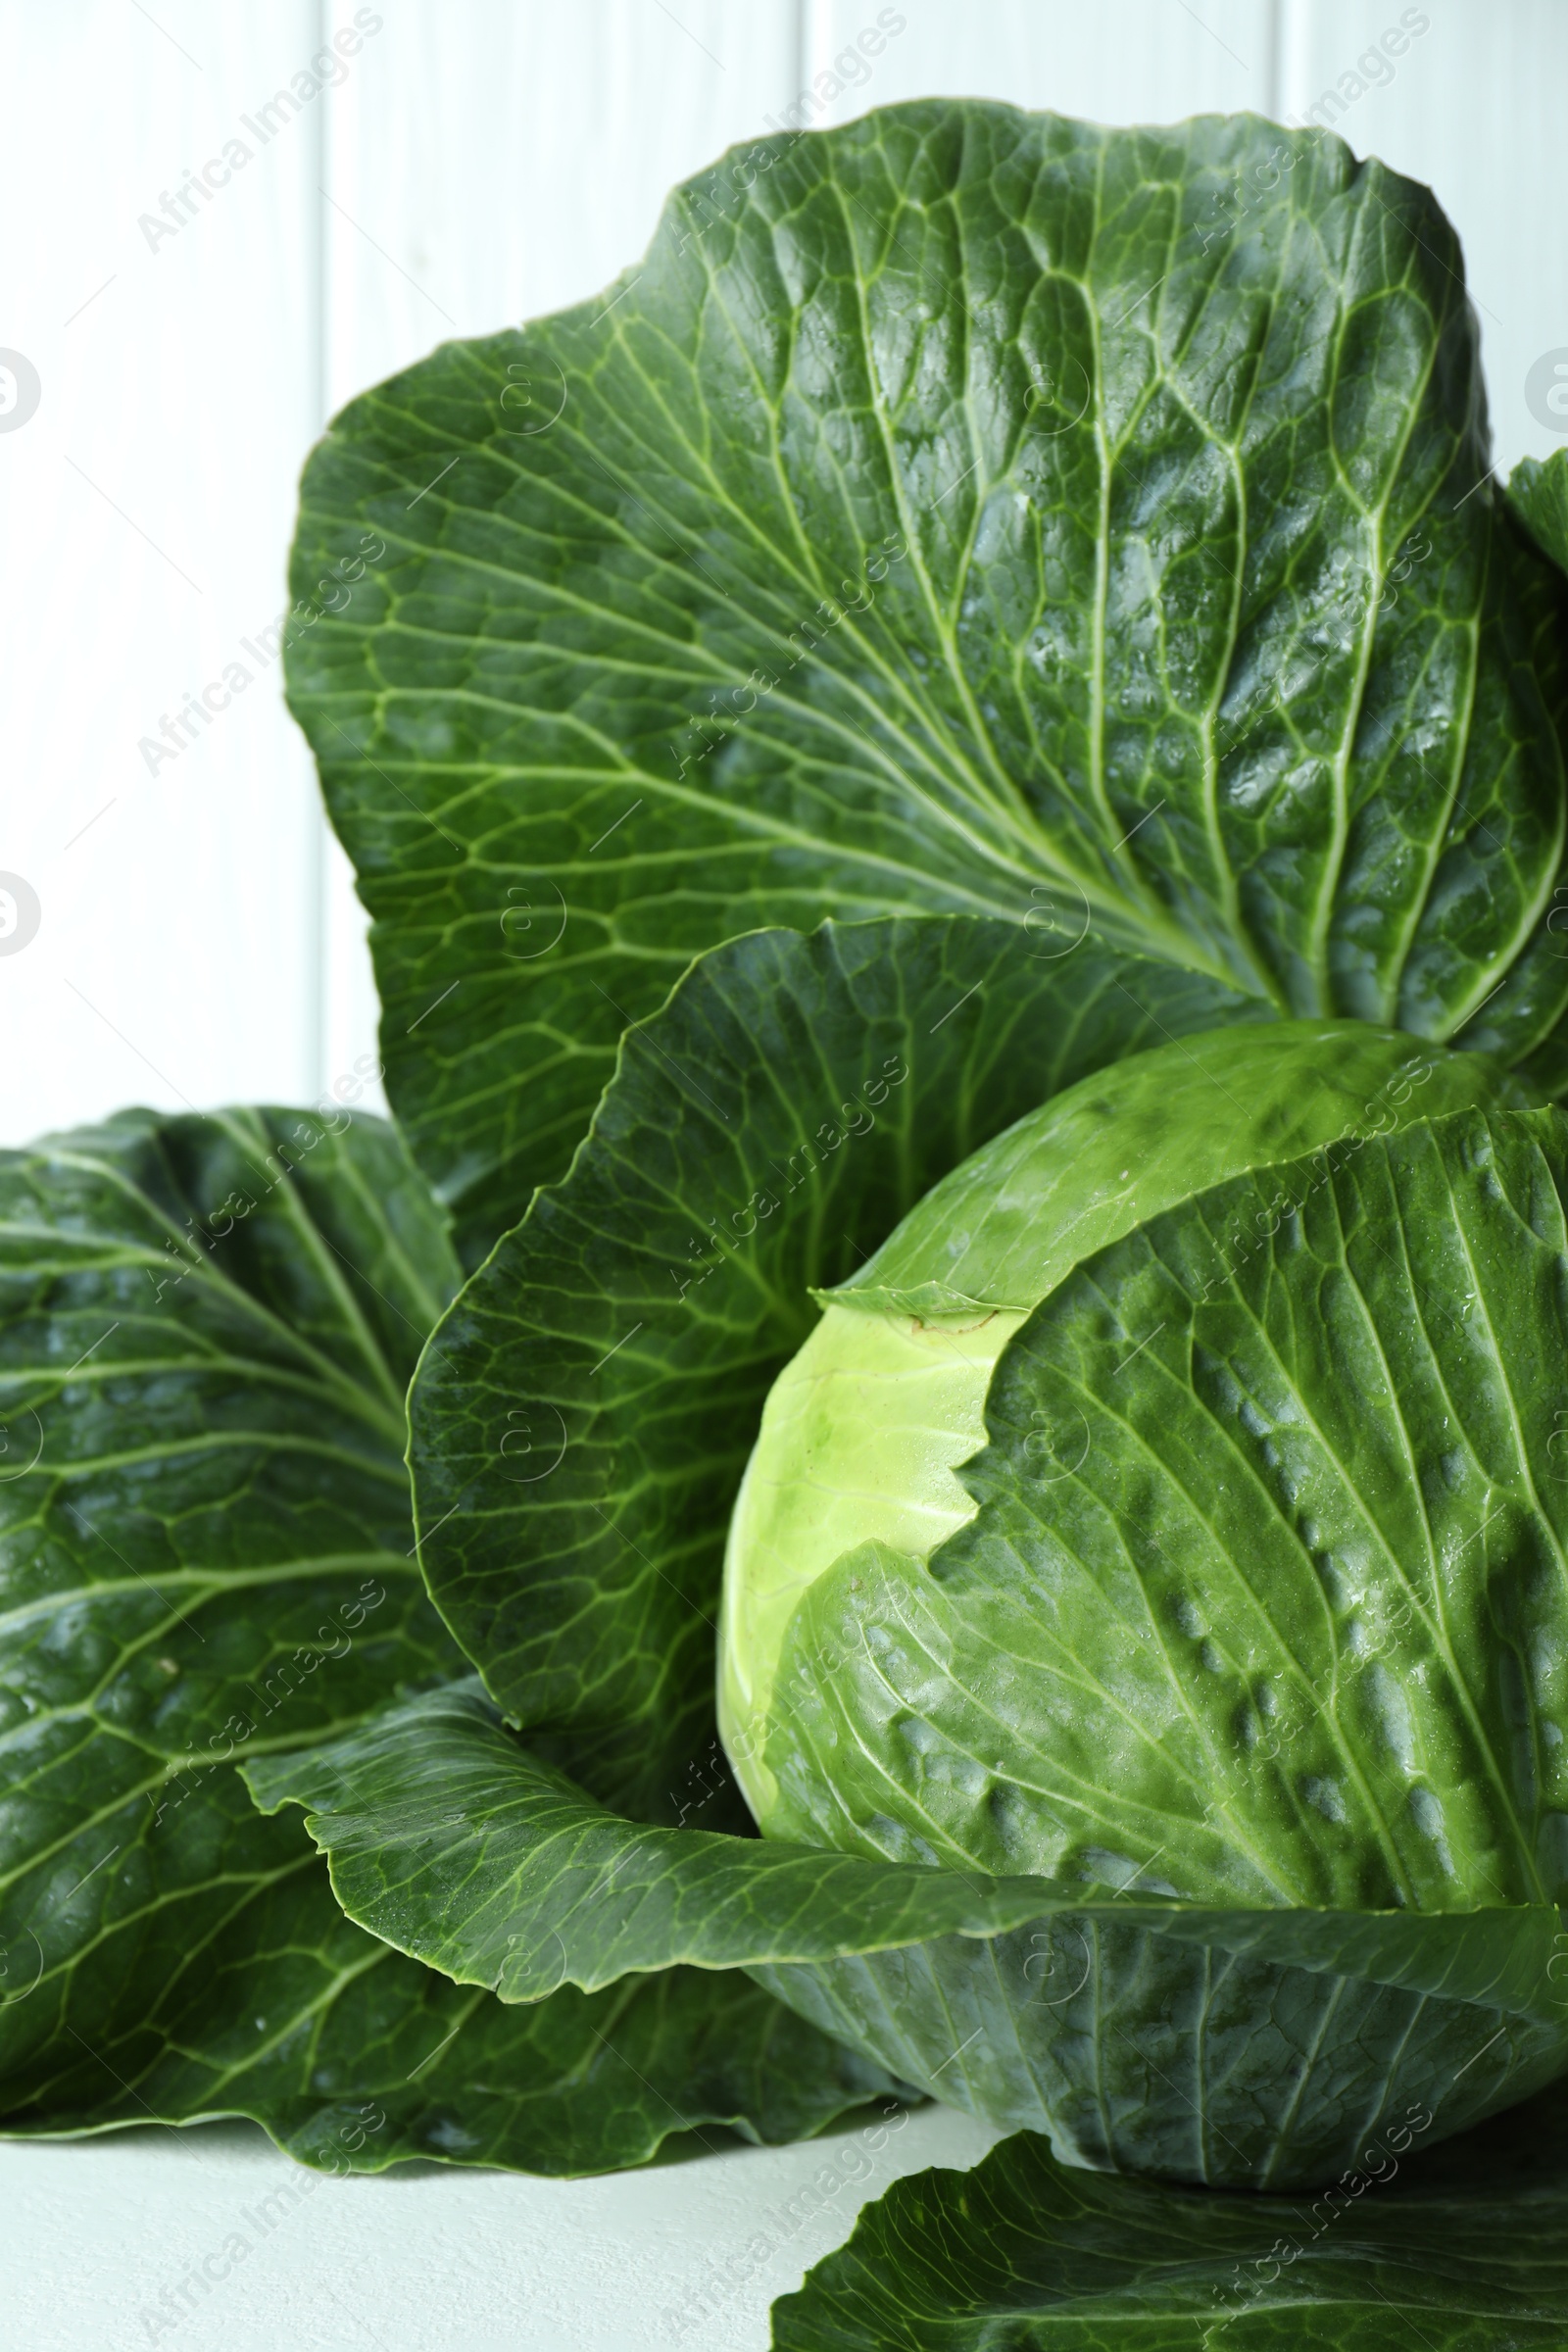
[[244, 1672, 1568, 2189], [286, 104, 1568, 1255], [7, 1792, 903, 2175], [0, 1109, 892, 2170], [768, 2094, 1568, 2349], [407, 914, 1263, 1819]]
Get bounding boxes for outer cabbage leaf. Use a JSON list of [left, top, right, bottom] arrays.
[[245, 1676, 1568, 2190], [406, 914, 1263, 1820], [285, 103, 1568, 1256], [769, 2094, 1568, 2349], [0, 1110, 893, 2171], [244, 1679, 1563, 2013], [244, 1680, 1096, 1985]]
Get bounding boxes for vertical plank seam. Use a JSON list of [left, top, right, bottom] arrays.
[[304, 0, 329, 1103], [1274, 0, 1303, 126], [801, 0, 834, 93]]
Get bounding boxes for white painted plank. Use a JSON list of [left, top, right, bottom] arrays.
[[6, 0, 1564, 1154], [807, 0, 1273, 124], [0, 1, 338, 1148], [1278, 0, 1568, 477], [322, 2, 800, 408]]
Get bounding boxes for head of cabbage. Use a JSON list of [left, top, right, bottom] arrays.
[[249, 97, 1568, 2242], [719, 1020, 1568, 2185]]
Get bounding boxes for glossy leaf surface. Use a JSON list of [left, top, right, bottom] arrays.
[[286, 107, 1568, 1255], [0, 1110, 893, 2171], [407, 915, 1262, 1819], [771, 2094, 1568, 2348]]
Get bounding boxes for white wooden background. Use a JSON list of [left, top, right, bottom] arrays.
[[3, 0, 1566, 1152]]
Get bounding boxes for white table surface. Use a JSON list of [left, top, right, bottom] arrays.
[[0, 2104, 1000, 2351]]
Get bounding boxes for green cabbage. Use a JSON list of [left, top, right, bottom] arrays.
[[719, 1021, 1524, 1825], [8, 95, 1568, 2345]]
